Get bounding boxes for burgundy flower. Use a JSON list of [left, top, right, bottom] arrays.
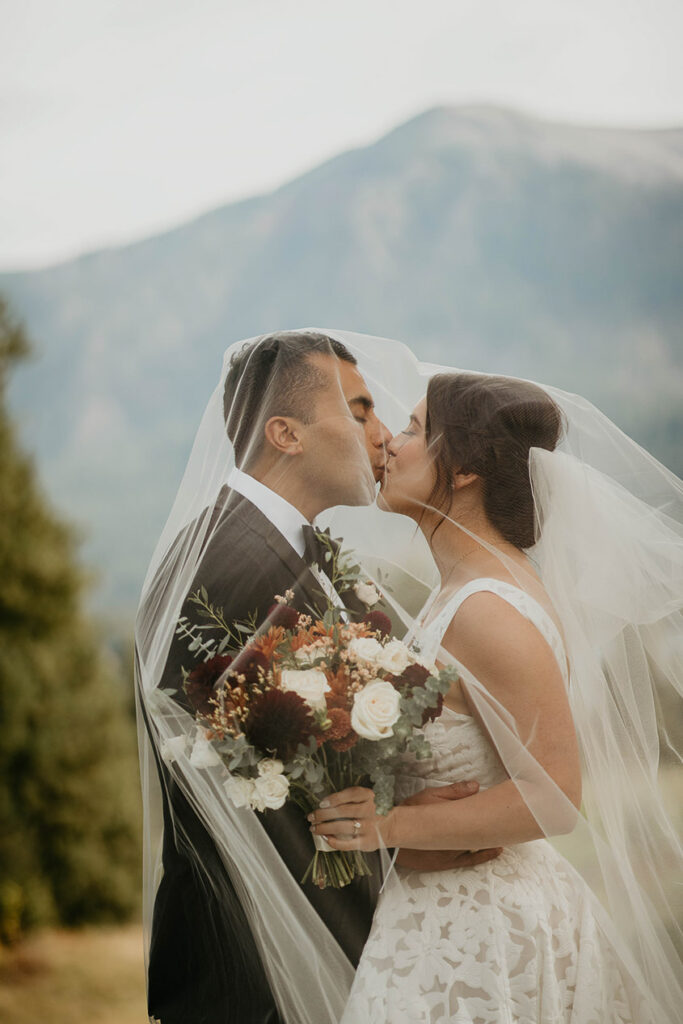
[[362, 610, 392, 638], [245, 688, 315, 761], [398, 663, 430, 689], [184, 655, 233, 716], [267, 603, 301, 630], [421, 691, 444, 727], [229, 647, 270, 687], [388, 662, 441, 726]]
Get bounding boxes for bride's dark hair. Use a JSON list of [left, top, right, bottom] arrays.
[[425, 373, 565, 549]]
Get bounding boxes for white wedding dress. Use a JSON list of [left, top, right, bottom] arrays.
[[342, 579, 659, 1024]]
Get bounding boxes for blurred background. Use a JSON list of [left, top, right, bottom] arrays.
[[1, 2, 682, 1021]]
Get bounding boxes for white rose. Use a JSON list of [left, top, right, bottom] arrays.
[[376, 638, 411, 675], [280, 668, 330, 711], [224, 775, 257, 808], [294, 645, 317, 666], [258, 758, 284, 777], [348, 637, 383, 666], [254, 772, 290, 810], [351, 679, 401, 740], [189, 729, 222, 769], [354, 581, 380, 607], [160, 735, 188, 764]]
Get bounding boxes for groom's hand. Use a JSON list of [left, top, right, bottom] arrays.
[[395, 781, 503, 872]]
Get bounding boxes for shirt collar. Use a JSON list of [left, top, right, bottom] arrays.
[[227, 466, 311, 558]]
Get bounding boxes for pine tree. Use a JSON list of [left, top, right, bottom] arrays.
[[0, 296, 141, 942]]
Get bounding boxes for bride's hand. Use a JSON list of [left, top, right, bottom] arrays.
[[307, 786, 391, 852], [308, 781, 504, 864]]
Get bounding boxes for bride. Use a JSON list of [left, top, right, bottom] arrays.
[[308, 368, 683, 1023]]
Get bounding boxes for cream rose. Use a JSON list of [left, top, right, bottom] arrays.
[[258, 758, 284, 777], [354, 581, 380, 606], [376, 638, 411, 675], [280, 668, 330, 711], [351, 679, 401, 740], [224, 776, 257, 808], [189, 729, 222, 769], [253, 772, 290, 810], [348, 637, 383, 666], [160, 735, 188, 764]]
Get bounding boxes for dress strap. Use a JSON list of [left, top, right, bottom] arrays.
[[418, 577, 569, 684]]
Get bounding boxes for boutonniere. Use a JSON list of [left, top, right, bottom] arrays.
[[313, 530, 388, 611]]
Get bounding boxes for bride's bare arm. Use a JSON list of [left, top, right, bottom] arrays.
[[310, 592, 582, 852]]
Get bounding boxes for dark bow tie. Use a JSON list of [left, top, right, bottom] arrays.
[[301, 524, 338, 579]]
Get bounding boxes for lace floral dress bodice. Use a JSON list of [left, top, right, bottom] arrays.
[[396, 577, 569, 803], [342, 579, 659, 1024]]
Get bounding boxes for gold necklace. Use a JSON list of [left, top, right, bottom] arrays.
[[442, 545, 483, 585]]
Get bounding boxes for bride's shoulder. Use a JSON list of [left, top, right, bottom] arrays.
[[441, 586, 563, 683]]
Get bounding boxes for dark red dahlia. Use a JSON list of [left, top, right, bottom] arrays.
[[245, 689, 315, 761], [398, 663, 430, 689], [184, 655, 233, 716], [267, 603, 301, 630], [362, 610, 392, 638]]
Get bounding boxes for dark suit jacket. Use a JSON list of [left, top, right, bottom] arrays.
[[140, 488, 382, 1024]]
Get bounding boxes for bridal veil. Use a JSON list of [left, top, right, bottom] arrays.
[[135, 329, 682, 1022]]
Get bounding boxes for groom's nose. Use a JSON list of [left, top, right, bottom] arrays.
[[371, 416, 391, 451]]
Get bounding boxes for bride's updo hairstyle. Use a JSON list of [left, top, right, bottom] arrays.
[[425, 373, 565, 549]]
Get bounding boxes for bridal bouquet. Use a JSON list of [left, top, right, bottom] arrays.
[[173, 562, 456, 888]]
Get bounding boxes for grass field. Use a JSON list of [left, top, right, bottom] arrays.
[[1, 769, 680, 1023], [0, 924, 147, 1024]]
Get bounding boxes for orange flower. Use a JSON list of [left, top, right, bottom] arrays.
[[251, 626, 285, 660], [330, 731, 358, 752], [324, 667, 352, 710], [290, 620, 335, 651], [325, 707, 352, 741]]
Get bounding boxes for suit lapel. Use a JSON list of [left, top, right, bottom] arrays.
[[224, 491, 371, 621], [230, 497, 330, 614]]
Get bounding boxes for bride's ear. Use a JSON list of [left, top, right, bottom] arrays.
[[263, 416, 304, 457]]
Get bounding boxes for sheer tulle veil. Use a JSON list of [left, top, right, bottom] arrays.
[[135, 328, 682, 1022]]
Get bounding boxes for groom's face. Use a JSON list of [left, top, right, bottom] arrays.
[[335, 359, 392, 483], [297, 354, 377, 507]]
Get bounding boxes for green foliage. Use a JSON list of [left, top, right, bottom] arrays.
[[0, 297, 141, 943]]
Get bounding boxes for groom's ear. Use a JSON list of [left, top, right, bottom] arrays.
[[263, 416, 304, 457], [453, 469, 480, 491]]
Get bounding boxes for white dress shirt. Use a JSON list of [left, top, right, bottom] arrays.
[[228, 467, 347, 614]]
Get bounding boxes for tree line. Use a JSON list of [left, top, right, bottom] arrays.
[[0, 296, 141, 944]]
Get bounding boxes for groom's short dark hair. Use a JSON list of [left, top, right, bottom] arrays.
[[223, 331, 357, 467]]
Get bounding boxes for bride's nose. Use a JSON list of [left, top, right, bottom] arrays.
[[386, 434, 402, 457]]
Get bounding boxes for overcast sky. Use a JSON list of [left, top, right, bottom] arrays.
[[3, 0, 683, 270]]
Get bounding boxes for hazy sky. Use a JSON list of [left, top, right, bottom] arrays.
[[3, 0, 683, 270]]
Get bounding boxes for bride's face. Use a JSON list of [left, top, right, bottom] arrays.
[[378, 398, 436, 517]]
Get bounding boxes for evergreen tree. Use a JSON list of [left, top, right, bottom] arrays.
[[0, 296, 141, 943]]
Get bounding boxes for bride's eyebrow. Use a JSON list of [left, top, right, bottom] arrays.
[[409, 413, 422, 427]]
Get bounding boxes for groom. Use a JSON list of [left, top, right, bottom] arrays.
[[144, 332, 498, 1024]]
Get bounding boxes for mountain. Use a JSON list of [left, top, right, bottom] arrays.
[[2, 105, 682, 613]]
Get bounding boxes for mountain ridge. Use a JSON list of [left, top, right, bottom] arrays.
[[2, 104, 681, 612]]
